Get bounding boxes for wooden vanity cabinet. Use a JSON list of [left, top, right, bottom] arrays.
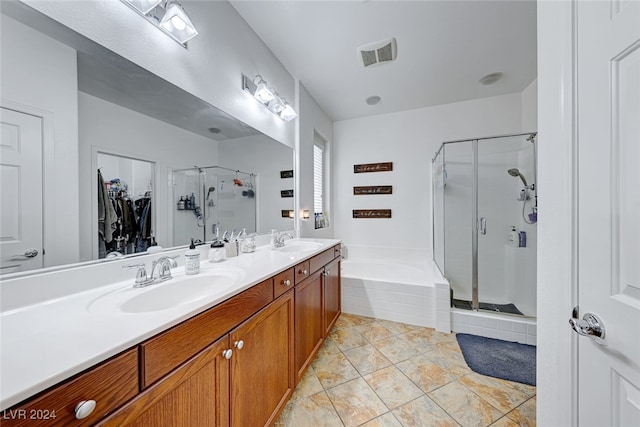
[[294, 269, 324, 382], [1, 349, 138, 427], [293, 245, 342, 382], [4, 243, 340, 427], [98, 337, 231, 427], [323, 257, 341, 336], [139, 279, 273, 389], [230, 290, 294, 427]]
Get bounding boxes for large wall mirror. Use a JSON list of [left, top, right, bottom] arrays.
[[0, 2, 295, 276]]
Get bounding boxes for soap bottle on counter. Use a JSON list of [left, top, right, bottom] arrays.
[[185, 238, 200, 274], [507, 226, 519, 247], [239, 228, 256, 253]]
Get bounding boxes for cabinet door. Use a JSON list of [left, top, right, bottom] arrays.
[[294, 270, 324, 382], [323, 258, 341, 336], [99, 337, 231, 427], [230, 291, 294, 427]]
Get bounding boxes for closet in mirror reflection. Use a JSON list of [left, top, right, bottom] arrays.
[[96, 152, 155, 259]]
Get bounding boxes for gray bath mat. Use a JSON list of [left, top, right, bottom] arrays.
[[456, 333, 536, 386]]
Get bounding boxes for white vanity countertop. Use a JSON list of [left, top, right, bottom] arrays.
[[0, 238, 341, 410]]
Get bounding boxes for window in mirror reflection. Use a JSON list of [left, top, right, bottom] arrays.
[[97, 152, 154, 258], [314, 133, 329, 229]]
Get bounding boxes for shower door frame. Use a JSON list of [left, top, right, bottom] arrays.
[[432, 131, 537, 311]]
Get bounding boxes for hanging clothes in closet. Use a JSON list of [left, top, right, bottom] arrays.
[[97, 171, 153, 258]]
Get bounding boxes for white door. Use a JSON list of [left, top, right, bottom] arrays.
[[576, 1, 640, 425], [0, 107, 43, 274]]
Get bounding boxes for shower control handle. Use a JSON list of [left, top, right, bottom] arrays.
[[569, 306, 606, 345], [478, 218, 487, 235]]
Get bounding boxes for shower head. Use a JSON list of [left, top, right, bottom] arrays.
[[508, 168, 528, 186], [206, 186, 215, 200]]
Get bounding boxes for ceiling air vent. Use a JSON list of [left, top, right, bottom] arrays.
[[358, 37, 397, 68]]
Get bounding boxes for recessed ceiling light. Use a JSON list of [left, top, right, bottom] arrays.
[[479, 72, 503, 86], [366, 95, 382, 105]]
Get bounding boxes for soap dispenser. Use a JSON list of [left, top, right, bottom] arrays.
[[508, 226, 519, 247], [185, 238, 200, 274]]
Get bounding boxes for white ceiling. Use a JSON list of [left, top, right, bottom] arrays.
[[230, 0, 537, 122]]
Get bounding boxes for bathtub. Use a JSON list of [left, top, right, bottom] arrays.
[[340, 246, 536, 343], [340, 246, 451, 332]]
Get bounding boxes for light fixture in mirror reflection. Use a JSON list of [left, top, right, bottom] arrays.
[[0, 2, 295, 276]]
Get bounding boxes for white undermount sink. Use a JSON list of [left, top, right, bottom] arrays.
[[88, 267, 244, 314], [276, 241, 324, 253]]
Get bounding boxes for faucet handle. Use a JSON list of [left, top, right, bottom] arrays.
[[123, 263, 150, 286]]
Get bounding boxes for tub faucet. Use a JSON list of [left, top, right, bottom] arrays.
[[150, 256, 178, 283], [271, 230, 293, 248]]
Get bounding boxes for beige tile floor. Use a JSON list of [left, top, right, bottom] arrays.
[[276, 313, 536, 427]]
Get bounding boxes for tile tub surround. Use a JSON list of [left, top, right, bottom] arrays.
[[451, 309, 537, 345], [0, 238, 339, 410], [341, 245, 451, 332], [276, 314, 536, 427]]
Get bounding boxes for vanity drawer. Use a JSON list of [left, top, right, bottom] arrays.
[[274, 268, 294, 298], [140, 278, 273, 388], [294, 260, 311, 284], [3, 348, 138, 427], [309, 248, 335, 274]]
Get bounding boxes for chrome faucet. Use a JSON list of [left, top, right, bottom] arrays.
[[150, 256, 178, 283], [123, 256, 177, 288], [271, 230, 293, 249]]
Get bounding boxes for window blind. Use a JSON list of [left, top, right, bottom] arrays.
[[313, 141, 324, 214]]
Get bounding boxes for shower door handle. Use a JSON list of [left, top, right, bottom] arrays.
[[478, 218, 487, 235]]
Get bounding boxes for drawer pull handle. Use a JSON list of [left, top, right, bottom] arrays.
[[282, 279, 291, 287], [222, 349, 233, 360], [234, 340, 245, 350], [75, 400, 96, 420]]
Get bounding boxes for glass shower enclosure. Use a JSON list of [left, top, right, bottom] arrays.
[[433, 133, 537, 317], [172, 166, 256, 246]]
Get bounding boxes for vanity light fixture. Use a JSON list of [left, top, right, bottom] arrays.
[[242, 74, 298, 121], [267, 95, 285, 114], [253, 76, 275, 103], [121, 0, 198, 46], [125, 0, 162, 14], [301, 210, 310, 221], [279, 101, 298, 121]]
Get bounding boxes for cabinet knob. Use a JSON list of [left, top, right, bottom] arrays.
[[234, 340, 245, 350], [299, 269, 308, 275], [322, 271, 329, 277], [74, 400, 96, 420], [222, 349, 233, 360], [282, 279, 291, 287]]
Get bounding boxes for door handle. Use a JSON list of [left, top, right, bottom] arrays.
[[569, 306, 606, 345], [478, 218, 487, 235], [10, 248, 39, 260]]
